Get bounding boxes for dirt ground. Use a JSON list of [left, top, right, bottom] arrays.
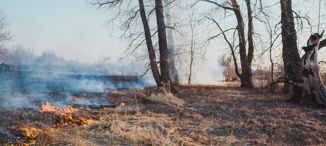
[[0, 85, 325, 146]]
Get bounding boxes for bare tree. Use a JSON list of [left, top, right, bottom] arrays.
[[138, 0, 162, 86], [0, 12, 11, 42], [279, 0, 303, 96], [155, 0, 173, 91], [272, 0, 326, 107], [94, 0, 174, 93], [200, 0, 254, 88], [259, 9, 282, 90]]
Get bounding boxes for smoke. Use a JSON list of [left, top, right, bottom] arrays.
[[0, 46, 152, 109], [192, 59, 224, 84]]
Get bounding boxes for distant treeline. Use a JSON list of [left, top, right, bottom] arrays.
[[0, 45, 80, 66]]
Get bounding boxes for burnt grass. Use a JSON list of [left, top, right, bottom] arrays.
[[0, 85, 325, 145]]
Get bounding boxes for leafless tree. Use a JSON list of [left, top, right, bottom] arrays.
[[279, 0, 303, 97], [93, 0, 174, 93], [0, 12, 11, 42], [272, 0, 326, 107], [198, 0, 254, 88]]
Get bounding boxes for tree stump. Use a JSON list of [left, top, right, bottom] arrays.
[[299, 32, 326, 107]]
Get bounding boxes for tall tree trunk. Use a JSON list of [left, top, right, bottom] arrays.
[[138, 0, 162, 87], [280, 0, 303, 97], [155, 0, 172, 91], [245, 0, 254, 66], [164, 0, 179, 84], [231, 0, 253, 88], [276, 0, 326, 106]]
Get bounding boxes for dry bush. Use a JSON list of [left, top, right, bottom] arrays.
[[110, 120, 172, 145], [35, 127, 90, 146], [219, 54, 239, 82], [146, 92, 185, 107], [35, 128, 60, 146]]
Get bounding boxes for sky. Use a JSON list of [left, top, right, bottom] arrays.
[[0, 0, 224, 84], [0, 0, 324, 84], [0, 0, 125, 63]]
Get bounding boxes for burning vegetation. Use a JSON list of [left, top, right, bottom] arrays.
[[1, 0, 326, 145], [0, 86, 325, 145]]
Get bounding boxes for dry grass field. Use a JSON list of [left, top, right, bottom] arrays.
[[0, 85, 325, 146]]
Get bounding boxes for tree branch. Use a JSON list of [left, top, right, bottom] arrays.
[[205, 16, 241, 77], [319, 39, 326, 50], [198, 0, 233, 10]]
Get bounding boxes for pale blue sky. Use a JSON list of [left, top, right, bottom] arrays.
[[0, 0, 324, 84], [0, 0, 125, 63], [0, 0, 225, 83]]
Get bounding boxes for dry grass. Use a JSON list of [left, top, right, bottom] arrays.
[[0, 85, 325, 146], [145, 92, 185, 107]]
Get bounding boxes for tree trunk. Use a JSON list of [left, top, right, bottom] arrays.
[[300, 33, 326, 106], [155, 0, 172, 92], [269, 33, 275, 92], [280, 0, 303, 96], [231, 0, 253, 88], [164, 0, 179, 84], [188, 19, 195, 85], [245, 0, 254, 66], [138, 0, 162, 87]]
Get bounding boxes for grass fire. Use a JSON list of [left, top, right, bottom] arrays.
[[1, 0, 326, 145], [0, 86, 325, 145]]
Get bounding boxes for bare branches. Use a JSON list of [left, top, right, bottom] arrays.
[[0, 13, 11, 42], [137, 64, 151, 78], [257, 33, 281, 59], [205, 27, 236, 45], [292, 10, 312, 32], [148, 0, 176, 20], [205, 16, 241, 77], [124, 31, 158, 58], [92, 0, 146, 57], [197, 0, 233, 11], [92, 0, 122, 9], [122, 9, 140, 36]]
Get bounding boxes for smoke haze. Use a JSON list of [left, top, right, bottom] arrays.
[[0, 46, 150, 109]]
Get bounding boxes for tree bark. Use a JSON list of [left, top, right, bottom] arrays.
[[231, 0, 253, 88], [276, 0, 326, 106], [138, 0, 162, 87], [245, 0, 254, 66], [319, 39, 326, 49], [280, 0, 303, 97], [155, 0, 172, 91]]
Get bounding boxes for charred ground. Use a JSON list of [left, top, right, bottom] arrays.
[[0, 85, 325, 145]]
